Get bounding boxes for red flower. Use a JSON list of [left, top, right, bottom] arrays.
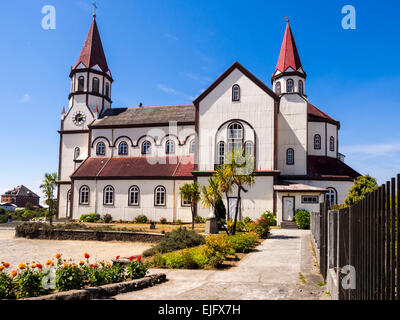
[[116, 256, 120, 260], [129, 256, 134, 261], [137, 256, 142, 262], [36, 264, 43, 269], [84, 253, 90, 259]]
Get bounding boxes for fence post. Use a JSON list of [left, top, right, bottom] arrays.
[[319, 201, 328, 280]]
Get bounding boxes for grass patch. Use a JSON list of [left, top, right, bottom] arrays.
[[298, 272, 307, 284]]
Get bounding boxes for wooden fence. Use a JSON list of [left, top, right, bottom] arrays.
[[311, 174, 400, 300]]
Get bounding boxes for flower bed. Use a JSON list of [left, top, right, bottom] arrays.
[[149, 233, 260, 269], [0, 252, 150, 300]]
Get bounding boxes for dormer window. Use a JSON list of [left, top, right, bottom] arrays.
[[96, 142, 105, 155], [232, 85, 240, 101], [78, 76, 85, 91], [275, 82, 281, 95], [92, 77, 99, 94], [287, 79, 294, 93], [118, 142, 128, 155], [299, 80, 304, 95]]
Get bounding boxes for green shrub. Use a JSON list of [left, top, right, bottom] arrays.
[[0, 213, 7, 224], [15, 222, 51, 239], [247, 217, 270, 239], [15, 268, 47, 299], [294, 209, 310, 230], [159, 217, 167, 224], [56, 264, 85, 291], [0, 208, 5, 215], [83, 265, 109, 287], [176, 219, 183, 225], [163, 252, 185, 268], [228, 233, 259, 253], [203, 234, 230, 267], [194, 216, 206, 223], [143, 227, 205, 257], [215, 196, 226, 222], [261, 211, 277, 226], [243, 217, 253, 224], [126, 260, 148, 279], [156, 247, 208, 269], [105, 263, 125, 283], [80, 213, 101, 223], [0, 271, 15, 299], [135, 215, 148, 224], [103, 214, 113, 224]]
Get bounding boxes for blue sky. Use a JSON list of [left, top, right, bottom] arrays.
[[0, 0, 399, 201]]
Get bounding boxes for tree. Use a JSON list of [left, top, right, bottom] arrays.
[[179, 182, 201, 230], [216, 149, 255, 235], [40, 172, 58, 225], [345, 174, 378, 206]]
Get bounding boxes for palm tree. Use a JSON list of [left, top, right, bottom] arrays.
[[40, 172, 58, 225], [179, 182, 201, 230], [214, 165, 233, 219]]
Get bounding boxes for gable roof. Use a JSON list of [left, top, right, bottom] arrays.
[[2, 185, 39, 198], [194, 61, 279, 105], [307, 156, 361, 181], [90, 105, 195, 128], [73, 18, 110, 74], [275, 21, 303, 74], [307, 102, 340, 127], [71, 156, 194, 179]]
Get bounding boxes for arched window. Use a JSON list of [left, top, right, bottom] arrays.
[[92, 77, 99, 94], [104, 186, 114, 205], [314, 134, 321, 150], [228, 122, 243, 152], [326, 188, 337, 207], [78, 76, 85, 91], [74, 147, 80, 160], [79, 186, 89, 205], [275, 82, 281, 95], [232, 85, 240, 101], [299, 80, 304, 95], [155, 186, 166, 206], [166, 140, 175, 154], [128, 186, 140, 206], [286, 148, 294, 165], [141, 141, 151, 155], [118, 141, 128, 155], [96, 142, 105, 155], [287, 79, 294, 93], [189, 140, 195, 154], [218, 142, 225, 165], [105, 83, 110, 98], [330, 136, 335, 152], [244, 141, 254, 156]]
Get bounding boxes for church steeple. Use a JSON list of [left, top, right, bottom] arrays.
[[271, 19, 306, 96]]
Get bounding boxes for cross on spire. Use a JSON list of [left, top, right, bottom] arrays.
[[285, 16, 289, 23], [92, 2, 97, 18]]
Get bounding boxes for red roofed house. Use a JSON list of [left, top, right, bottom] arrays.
[[57, 15, 360, 226]]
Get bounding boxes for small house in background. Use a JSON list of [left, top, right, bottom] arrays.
[[1, 185, 40, 208], [0, 203, 17, 212]]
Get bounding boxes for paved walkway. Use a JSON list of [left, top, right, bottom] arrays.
[[112, 229, 330, 300]]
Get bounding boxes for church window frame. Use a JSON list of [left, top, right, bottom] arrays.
[[103, 185, 114, 206], [79, 186, 90, 205], [96, 142, 105, 156], [287, 79, 294, 93], [314, 134, 321, 150], [286, 148, 294, 165], [92, 77, 100, 94], [232, 84, 240, 101]]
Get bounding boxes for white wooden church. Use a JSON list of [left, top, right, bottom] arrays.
[[56, 15, 360, 226]]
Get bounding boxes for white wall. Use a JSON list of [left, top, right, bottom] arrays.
[[59, 133, 89, 181], [308, 122, 326, 156]]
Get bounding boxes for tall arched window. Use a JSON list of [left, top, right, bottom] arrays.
[[74, 147, 80, 160], [118, 141, 128, 155], [79, 186, 89, 205], [104, 186, 114, 205], [244, 141, 254, 156], [105, 83, 110, 98], [142, 141, 151, 155], [275, 82, 281, 95], [155, 186, 166, 206], [96, 142, 105, 155], [78, 76, 85, 91], [228, 123, 243, 152], [189, 140, 195, 154], [330, 136, 335, 152], [128, 186, 140, 206], [286, 148, 294, 165], [92, 77, 99, 94], [299, 80, 304, 95], [287, 79, 294, 93], [232, 85, 240, 101], [314, 134, 321, 150], [166, 140, 175, 154], [326, 188, 337, 207], [218, 142, 225, 165]]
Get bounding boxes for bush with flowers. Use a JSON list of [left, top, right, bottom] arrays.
[[0, 252, 148, 299]]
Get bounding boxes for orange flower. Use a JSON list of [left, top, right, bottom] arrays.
[[63, 262, 69, 268], [2, 262, 10, 268], [84, 253, 90, 259], [99, 260, 105, 265], [11, 270, 17, 277], [30, 264, 36, 269], [71, 264, 76, 269], [18, 263, 26, 270], [46, 260, 54, 267], [0, 265, 4, 271], [106, 263, 111, 267], [55, 253, 62, 259], [79, 260, 85, 266]]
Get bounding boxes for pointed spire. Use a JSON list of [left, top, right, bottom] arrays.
[[275, 20, 303, 74], [74, 17, 109, 74], [61, 106, 65, 115], [94, 105, 98, 113]]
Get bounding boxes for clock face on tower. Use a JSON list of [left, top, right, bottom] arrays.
[[72, 112, 86, 126]]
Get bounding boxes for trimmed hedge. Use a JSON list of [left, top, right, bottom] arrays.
[[294, 209, 310, 230]]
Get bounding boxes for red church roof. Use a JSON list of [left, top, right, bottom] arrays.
[[307, 102, 340, 127], [275, 21, 303, 74], [73, 17, 110, 74]]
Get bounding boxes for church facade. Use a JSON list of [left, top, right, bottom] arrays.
[[57, 16, 360, 226]]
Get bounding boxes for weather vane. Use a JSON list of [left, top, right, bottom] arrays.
[[93, 2, 97, 18]]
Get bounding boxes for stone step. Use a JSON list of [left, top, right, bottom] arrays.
[[280, 221, 298, 229]]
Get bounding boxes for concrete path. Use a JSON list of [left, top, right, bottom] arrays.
[[112, 229, 330, 300]]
